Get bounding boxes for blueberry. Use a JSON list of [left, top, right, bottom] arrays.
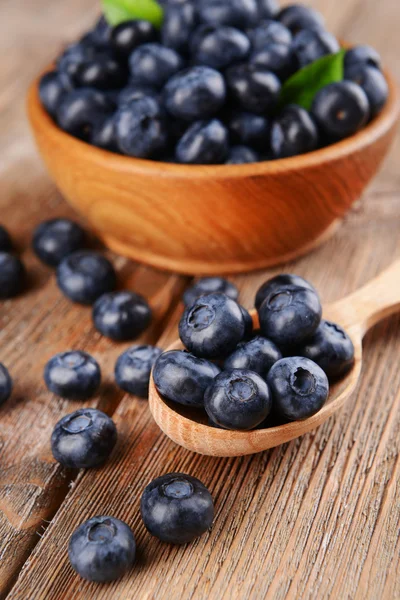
[[93, 291, 152, 341], [278, 4, 325, 33], [227, 111, 270, 150], [91, 115, 119, 151], [267, 356, 329, 420], [205, 368, 272, 430], [191, 26, 251, 70], [240, 305, 254, 338], [129, 43, 183, 89], [153, 349, 220, 407], [0, 364, 12, 406], [118, 81, 159, 105], [226, 145, 259, 163], [292, 29, 340, 68], [176, 119, 229, 164], [69, 516, 135, 582], [141, 473, 214, 544], [257, 0, 280, 19], [72, 58, 128, 91], [111, 19, 157, 57], [161, 2, 198, 53], [297, 320, 355, 379], [90, 15, 112, 47], [258, 283, 322, 347], [345, 65, 388, 118], [57, 42, 98, 79], [179, 293, 245, 358], [56, 251, 117, 305], [32, 218, 86, 267], [311, 81, 369, 140], [183, 277, 239, 307], [115, 344, 162, 397], [225, 64, 281, 114], [56, 89, 113, 142], [224, 335, 282, 377], [271, 105, 318, 158], [198, 0, 258, 29], [250, 43, 295, 80], [44, 351, 101, 400], [248, 20, 292, 50], [344, 45, 381, 72], [255, 273, 316, 310], [115, 97, 168, 158], [39, 71, 71, 119], [164, 67, 226, 121], [0, 252, 25, 298], [0, 225, 12, 252]]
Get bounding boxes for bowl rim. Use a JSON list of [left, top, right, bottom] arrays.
[[28, 67, 399, 181]]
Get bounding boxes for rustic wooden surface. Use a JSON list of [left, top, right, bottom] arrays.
[[1, 0, 400, 598]]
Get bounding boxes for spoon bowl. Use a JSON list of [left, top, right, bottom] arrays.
[[149, 259, 400, 456]]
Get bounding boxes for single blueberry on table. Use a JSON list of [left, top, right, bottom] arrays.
[[183, 277, 239, 307], [198, 0, 258, 29], [345, 65, 388, 118], [141, 473, 214, 544], [115, 344, 162, 398], [226, 145, 259, 164], [278, 4, 325, 33], [56, 89, 113, 142], [258, 282, 322, 347], [248, 20, 292, 50], [0, 363, 12, 406], [297, 319, 355, 380], [69, 516, 136, 582], [39, 71, 71, 119], [191, 26, 251, 70], [311, 81, 370, 140], [44, 351, 101, 400], [56, 250, 117, 304], [205, 368, 272, 430], [115, 96, 168, 158], [224, 335, 282, 377], [267, 356, 329, 421], [227, 111, 270, 150], [161, 2, 198, 53], [257, 0, 280, 19], [32, 218, 86, 267], [72, 57, 128, 91], [164, 66, 226, 121], [250, 43, 295, 80], [129, 43, 183, 89], [271, 105, 319, 159], [225, 63, 281, 114], [255, 273, 316, 311], [111, 19, 157, 57], [0, 225, 12, 252], [52, 407, 117, 469], [93, 291, 152, 341], [153, 349, 220, 407], [176, 119, 229, 164], [344, 45, 381, 72], [292, 28, 340, 68], [0, 252, 26, 298], [179, 293, 246, 359]]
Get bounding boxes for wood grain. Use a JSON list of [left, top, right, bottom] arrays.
[[2, 0, 400, 599]]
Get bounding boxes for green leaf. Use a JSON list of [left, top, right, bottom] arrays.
[[279, 49, 346, 111], [102, 0, 164, 28]]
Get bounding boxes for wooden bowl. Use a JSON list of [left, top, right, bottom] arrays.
[[27, 73, 399, 275]]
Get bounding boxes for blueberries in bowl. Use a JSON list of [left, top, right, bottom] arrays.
[[44, 351, 101, 400], [270, 105, 318, 159], [191, 26, 251, 70], [176, 119, 229, 164], [141, 473, 214, 544], [56, 89, 113, 142], [115, 96, 168, 158], [183, 277, 239, 307], [69, 516, 136, 582], [111, 19, 157, 57], [92, 291, 152, 341], [56, 250, 117, 304], [129, 43, 183, 88], [115, 344, 162, 398], [32, 218, 86, 267]]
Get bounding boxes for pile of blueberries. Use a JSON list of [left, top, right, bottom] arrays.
[[39, 0, 389, 164]]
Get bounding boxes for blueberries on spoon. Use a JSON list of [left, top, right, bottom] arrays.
[[92, 291, 152, 341], [240, 305, 254, 338], [0, 252, 26, 298], [111, 19, 157, 57], [44, 351, 101, 400], [183, 277, 239, 307], [56, 250, 117, 304], [153, 349, 220, 407], [205, 368, 272, 430], [129, 43, 183, 88], [255, 273, 316, 311], [270, 105, 318, 159], [0, 364, 12, 406], [179, 293, 246, 358], [176, 119, 229, 164], [224, 335, 282, 377], [0, 225, 12, 252], [32, 218, 86, 267], [115, 96, 168, 158], [267, 356, 329, 421], [52, 407, 117, 468], [115, 344, 162, 397], [69, 516, 136, 582], [141, 473, 214, 544]]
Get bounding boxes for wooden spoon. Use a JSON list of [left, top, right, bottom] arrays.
[[149, 259, 400, 456]]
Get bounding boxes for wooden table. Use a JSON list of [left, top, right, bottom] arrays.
[[1, 0, 399, 598]]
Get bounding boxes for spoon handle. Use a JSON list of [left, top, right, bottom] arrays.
[[331, 258, 400, 335]]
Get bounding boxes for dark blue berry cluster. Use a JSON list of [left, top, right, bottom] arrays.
[[39, 2, 388, 165]]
